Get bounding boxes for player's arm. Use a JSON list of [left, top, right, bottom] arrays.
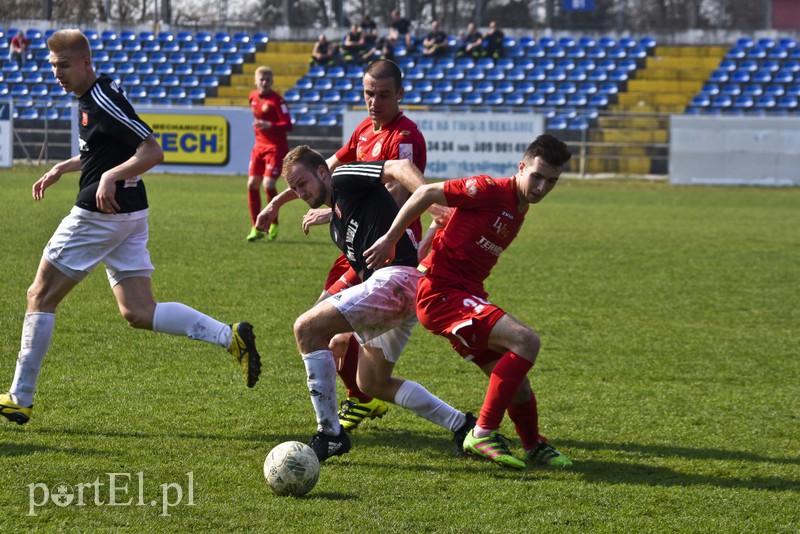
[[32, 155, 81, 201], [364, 181, 448, 270], [96, 135, 164, 213]]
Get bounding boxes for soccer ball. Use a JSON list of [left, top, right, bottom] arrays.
[[263, 441, 320, 497]]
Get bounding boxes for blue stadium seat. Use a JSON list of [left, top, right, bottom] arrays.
[[334, 79, 353, 91], [188, 88, 206, 101], [196, 31, 213, 43], [403, 91, 422, 104], [161, 74, 180, 87], [443, 93, 463, 105], [142, 75, 160, 87], [19, 107, 40, 120], [463, 93, 483, 105], [11, 84, 29, 97], [751, 71, 771, 83], [314, 78, 333, 90], [342, 91, 361, 104], [156, 64, 174, 76], [733, 95, 754, 108], [778, 95, 798, 109], [307, 65, 325, 78], [434, 80, 454, 93], [295, 77, 313, 90], [587, 47, 607, 59], [712, 95, 733, 108], [504, 93, 524, 106], [589, 94, 610, 107], [547, 117, 568, 130], [303, 90, 321, 102], [721, 83, 741, 96], [295, 114, 317, 126], [317, 114, 339, 127], [567, 117, 590, 130], [193, 64, 212, 76], [206, 53, 225, 65], [690, 94, 710, 107], [455, 81, 473, 94], [428, 67, 446, 80], [546, 94, 567, 106], [253, 32, 269, 46], [131, 51, 148, 63], [485, 94, 504, 106], [524, 93, 546, 106], [123, 74, 141, 86], [422, 92, 443, 105], [445, 68, 465, 80], [756, 95, 776, 108], [127, 86, 147, 99], [135, 63, 154, 75], [496, 81, 515, 94], [30, 84, 48, 97], [764, 84, 785, 97], [213, 64, 232, 76], [182, 41, 200, 53], [322, 90, 341, 103], [475, 81, 494, 94], [415, 79, 433, 93], [168, 87, 187, 99], [24, 72, 44, 83], [173, 63, 193, 76], [774, 71, 794, 84]]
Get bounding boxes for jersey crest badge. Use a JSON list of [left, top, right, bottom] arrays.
[[465, 178, 479, 197], [81, 112, 88, 126], [372, 141, 383, 158], [262, 103, 269, 113]]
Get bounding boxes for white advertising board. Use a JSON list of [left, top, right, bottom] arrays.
[[343, 110, 546, 179], [670, 115, 800, 187], [0, 101, 12, 168]]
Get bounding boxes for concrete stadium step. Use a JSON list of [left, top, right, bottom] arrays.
[[590, 128, 669, 144]]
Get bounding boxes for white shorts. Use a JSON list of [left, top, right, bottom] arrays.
[[327, 265, 422, 362], [44, 206, 154, 286]]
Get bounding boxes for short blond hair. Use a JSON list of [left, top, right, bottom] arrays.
[[47, 29, 91, 58], [255, 66, 273, 77]]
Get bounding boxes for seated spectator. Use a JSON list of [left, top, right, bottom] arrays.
[[361, 36, 394, 64], [8, 30, 31, 68], [422, 20, 449, 57], [310, 34, 339, 66], [483, 20, 505, 58], [388, 9, 413, 48], [361, 14, 378, 50], [456, 23, 483, 58], [341, 23, 365, 61]]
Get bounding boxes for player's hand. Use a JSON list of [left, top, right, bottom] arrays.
[[364, 234, 396, 271], [255, 203, 278, 231], [417, 222, 442, 263], [32, 168, 62, 201], [328, 332, 353, 371], [302, 208, 332, 235], [96, 175, 121, 213], [428, 203, 453, 227]]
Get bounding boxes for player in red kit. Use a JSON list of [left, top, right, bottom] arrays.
[[260, 60, 429, 434], [246, 66, 292, 242], [365, 134, 574, 469]]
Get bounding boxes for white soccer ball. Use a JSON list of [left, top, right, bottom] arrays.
[[263, 441, 320, 497]]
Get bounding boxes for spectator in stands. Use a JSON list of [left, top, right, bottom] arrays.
[[422, 20, 449, 57], [9, 30, 31, 68], [361, 36, 394, 64], [341, 23, 365, 62], [361, 15, 379, 51], [388, 9, 413, 48], [456, 22, 483, 58], [310, 34, 339, 66], [483, 20, 505, 58], [246, 66, 293, 242]]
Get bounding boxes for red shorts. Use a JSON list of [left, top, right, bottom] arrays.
[[416, 275, 506, 366], [324, 254, 361, 294], [249, 144, 287, 178]]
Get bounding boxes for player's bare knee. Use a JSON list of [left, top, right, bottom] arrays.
[[121, 307, 149, 329]]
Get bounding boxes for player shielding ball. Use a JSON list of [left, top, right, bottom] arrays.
[[365, 134, 574, 469], [256, 146, 473, 462]]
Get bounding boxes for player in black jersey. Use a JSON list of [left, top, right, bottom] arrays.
[[0, 29, 261, 426], [256, 145, 473, 462]]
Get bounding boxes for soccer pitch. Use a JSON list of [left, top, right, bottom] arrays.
[[0, 166, 798, 532]]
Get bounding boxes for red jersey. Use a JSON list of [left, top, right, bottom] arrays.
[[335, 112, 426, 172], [249, 90, 292, 149], [420, 176, 526, 296]]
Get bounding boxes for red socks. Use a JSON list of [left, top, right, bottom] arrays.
[[507, 391, 542, 451], [337, 335, 371, 403], [477, 351, 532, 431], [247, 189, 261, 225]]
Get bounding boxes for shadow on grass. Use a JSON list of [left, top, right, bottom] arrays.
[[561, 438, 800, 466], [560, 439, 800, 492], [0, 442, 105, 457]]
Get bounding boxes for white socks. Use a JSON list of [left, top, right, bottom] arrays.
[[10, 312, 55, 407], [394, 380, 465, 432], [152, 302, 231, 349], [302, 349, 340, 436]]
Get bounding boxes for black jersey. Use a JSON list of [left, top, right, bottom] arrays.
[[330, 161, 418, 280], [75, 75, 152, 213]]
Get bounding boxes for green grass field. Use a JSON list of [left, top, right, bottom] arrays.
[[0, 166, 798, 532]]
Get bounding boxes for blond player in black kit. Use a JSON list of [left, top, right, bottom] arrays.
[[0, 29, 261, 426]]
